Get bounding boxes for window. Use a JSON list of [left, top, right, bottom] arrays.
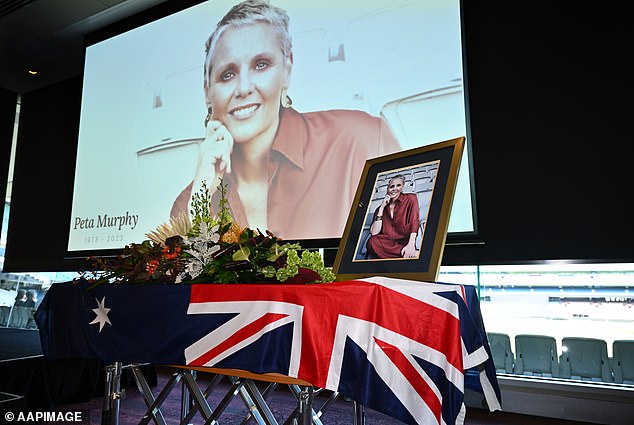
[[440, 263, 634, 385]]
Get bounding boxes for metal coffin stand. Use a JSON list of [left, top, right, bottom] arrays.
[[102, 362, 365, 425]]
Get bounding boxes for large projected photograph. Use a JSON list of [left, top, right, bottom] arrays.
[[68, 0, 473, 251]]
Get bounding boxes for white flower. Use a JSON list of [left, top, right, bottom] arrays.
[[179, 222, 221, 280], [145, 213, 192, 245], [185, 260, 204, 280]]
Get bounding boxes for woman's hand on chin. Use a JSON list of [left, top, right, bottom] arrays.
[[194, 120, 234, 189]]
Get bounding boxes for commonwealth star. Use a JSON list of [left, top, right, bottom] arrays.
[[89, 297, 112, 332]]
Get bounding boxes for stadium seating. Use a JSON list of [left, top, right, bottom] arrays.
[[515, 334, 559, 377], [559, 337, 613, 382], [612, 340, 634, 384], [487, 332, 514, 373]]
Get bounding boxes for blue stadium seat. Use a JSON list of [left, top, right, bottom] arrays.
[[487, 332, 514, 373], [612, 340, 634, 384], [515, 334, 559, 377], [559, 337, 613, 382]]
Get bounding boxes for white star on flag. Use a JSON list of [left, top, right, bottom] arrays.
[[89, 297, 112, 332]]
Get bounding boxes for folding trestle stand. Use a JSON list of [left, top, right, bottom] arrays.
[[101, 362, 365, 425]]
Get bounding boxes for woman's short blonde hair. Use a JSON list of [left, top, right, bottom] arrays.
[[204, 0, 292, 83], [388, 174, 406, 187]]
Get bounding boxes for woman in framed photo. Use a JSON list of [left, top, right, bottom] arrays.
[[366, 174, 420, 259]]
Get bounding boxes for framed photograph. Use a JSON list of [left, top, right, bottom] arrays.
[[332, 137, 464, 282]]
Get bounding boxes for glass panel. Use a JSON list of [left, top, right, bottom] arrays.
[[0, 271, 80, 328], [458, 263, 634, 385], [438, 265, 479, 286]]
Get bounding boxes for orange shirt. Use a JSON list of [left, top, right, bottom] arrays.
[[171, 107, 401, 240]]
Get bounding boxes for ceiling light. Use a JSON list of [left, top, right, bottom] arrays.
[[27, 70, 38, 75]]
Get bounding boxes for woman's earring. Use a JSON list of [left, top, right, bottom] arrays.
[[204, 107, 212, 127], [281, 89, 292, 108]]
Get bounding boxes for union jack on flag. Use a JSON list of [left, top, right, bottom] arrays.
[[36, 277, 501, 425], [185, 277, 501, 425]]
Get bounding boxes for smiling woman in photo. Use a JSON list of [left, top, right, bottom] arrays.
[[365, 174, 420, 259], [171, 0, 400, 239]]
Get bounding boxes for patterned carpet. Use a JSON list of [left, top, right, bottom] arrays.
[[57, 366, 399, 425], [52, 366, 595, 425]]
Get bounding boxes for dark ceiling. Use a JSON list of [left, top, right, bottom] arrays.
[[0, 0, 169, 94]]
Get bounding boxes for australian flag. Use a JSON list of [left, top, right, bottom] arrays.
[[36, 277, 501, 425]]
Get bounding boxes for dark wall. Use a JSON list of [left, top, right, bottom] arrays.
[[442, 1, 632, 265], [3, 1, 632, 271], [4, 77, 81, 271], [0, 88, 18, 230]]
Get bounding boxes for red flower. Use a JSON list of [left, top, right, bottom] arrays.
[[146, 259, 159, 275], [284, 267, 321, 284], [162, 245, 181, 260]]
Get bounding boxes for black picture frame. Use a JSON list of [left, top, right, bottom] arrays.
[[333, 137, 464, 282]]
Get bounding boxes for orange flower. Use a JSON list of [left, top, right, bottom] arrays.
[[221, 221, 243, 244]]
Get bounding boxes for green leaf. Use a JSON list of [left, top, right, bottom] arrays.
[[232, 246, 251, 262]]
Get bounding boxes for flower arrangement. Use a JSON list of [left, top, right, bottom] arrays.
[[79, 180, 335, 287]]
